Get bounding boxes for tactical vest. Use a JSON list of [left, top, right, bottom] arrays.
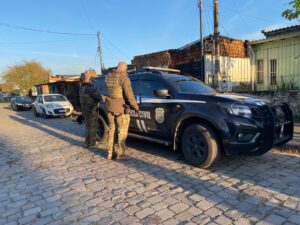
[[79, 85, 97, 107], [105, 72, 123, 99]]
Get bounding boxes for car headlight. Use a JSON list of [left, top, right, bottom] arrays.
[[47, 104, 54, 108], [230, 104, 252, 119]]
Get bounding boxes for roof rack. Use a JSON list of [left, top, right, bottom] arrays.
[[142, 66, 181, 74]]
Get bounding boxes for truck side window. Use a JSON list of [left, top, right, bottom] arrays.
[[141, 79, 167, 97], [130, 79, 140, 96]]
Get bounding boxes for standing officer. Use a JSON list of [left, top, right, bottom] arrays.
[[79, 72, 99, 148], [105, 61, 139, 160]]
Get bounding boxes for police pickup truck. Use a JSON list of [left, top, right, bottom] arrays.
[[93, 68, 294, 168]]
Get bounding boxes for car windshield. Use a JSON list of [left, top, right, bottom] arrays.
[[43, 95, 66, 102], [15, 96, 32, 102], [165, 75, 216, 94]]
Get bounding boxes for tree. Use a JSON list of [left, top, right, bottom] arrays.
[[282, 0, 300, 20], [3, 61, 51, 95]]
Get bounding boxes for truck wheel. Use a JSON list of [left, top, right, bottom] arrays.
[[181, 123, 220, 168], [34, 107, 39, 117], [97, 114, 108, 143]]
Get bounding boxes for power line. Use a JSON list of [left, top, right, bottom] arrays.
[[0, 37, 96, 45], [0, 21, 95, 36], [80, 0, 97, 32], [218, 2, 274, 23], [102, 35, 131, 60], [203, 1, 213, 35]]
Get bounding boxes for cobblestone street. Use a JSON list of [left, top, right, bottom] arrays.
[[1, 104, 300, 225]]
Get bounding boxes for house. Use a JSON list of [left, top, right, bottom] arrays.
[[250, 25, 300, 91], [33, 70, 97, 110], [132, 35, 252, 92]]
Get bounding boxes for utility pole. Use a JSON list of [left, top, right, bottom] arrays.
[[213, 0, 220, 89], [97, 32, 104, 75], [198, 0, 205, 82]]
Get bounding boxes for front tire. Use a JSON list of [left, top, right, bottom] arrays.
[[34, 107, 39, 117], [97, 114, 108, 144], [181, 123, 220, 168], [42, 109, 48, 119]]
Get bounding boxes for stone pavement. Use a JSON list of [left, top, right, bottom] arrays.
[[0, 104, 300, 225]]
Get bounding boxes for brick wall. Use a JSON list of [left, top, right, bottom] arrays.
[[132, 50, 174, 69], [132, 36, 248, 69]]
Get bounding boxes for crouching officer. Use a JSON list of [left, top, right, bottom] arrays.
[[79, 72, 101, 148], [105, 61, 139, 160]]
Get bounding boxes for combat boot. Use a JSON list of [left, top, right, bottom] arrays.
[[107, 151, 113, 160]]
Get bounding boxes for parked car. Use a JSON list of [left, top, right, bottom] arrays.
[[93, 68, 294, 168], [33, 94, 74, 118], [10, 96, 33, 111]]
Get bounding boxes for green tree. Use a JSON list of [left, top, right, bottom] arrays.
[[282, 0, 300, 20], [3, 61, 51, 95]]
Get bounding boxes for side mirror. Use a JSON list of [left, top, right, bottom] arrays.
[[154, 89, 170, 98]]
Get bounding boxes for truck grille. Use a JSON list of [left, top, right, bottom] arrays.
[[251, 103, 293, 145]]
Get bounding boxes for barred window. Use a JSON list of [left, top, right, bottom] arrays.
[[257, 59, 264, 84], [270, 59, 277, 85]]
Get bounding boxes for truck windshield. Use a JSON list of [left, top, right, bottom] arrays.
[[43, 95, 66, 102], [166, 75, 216, 94]]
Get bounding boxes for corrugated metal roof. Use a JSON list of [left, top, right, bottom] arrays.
[[251, 25, 300, 45], [262, 24, 300, 36]]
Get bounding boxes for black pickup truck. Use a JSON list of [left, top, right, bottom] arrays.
[[93, 69, 294, 168]]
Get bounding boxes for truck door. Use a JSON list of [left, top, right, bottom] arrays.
[[138, 76, 174, 137], [128, 75, 141, 133]]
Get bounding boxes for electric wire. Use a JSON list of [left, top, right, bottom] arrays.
[[0, 21, 95, 36], [0, 37, 96, 45], [218, 1, 274, 23]]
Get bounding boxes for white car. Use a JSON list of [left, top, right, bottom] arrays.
[[33, 94, 74, 118]]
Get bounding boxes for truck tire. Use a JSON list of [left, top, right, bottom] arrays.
[[97, 114, 108, 144], [181, 123, 220, 168]]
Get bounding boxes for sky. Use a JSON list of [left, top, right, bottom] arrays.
[[0, 0, 298, 80]]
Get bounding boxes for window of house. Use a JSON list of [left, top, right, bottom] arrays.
[[257, 59, 264, 84], [270, 59, 277, 85]]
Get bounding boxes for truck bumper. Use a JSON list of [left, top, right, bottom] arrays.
[[224, 103, 294, 156]]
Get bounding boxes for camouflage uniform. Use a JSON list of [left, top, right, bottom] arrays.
[[79, 82, 99, 147], [105, 71, 139, 159]]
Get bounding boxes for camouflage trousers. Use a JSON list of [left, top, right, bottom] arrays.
[[83, 107, 98, 147], [107, 112, 130, 159]]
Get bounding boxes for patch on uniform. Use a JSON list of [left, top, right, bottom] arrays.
[[155, 108, 165, 124]]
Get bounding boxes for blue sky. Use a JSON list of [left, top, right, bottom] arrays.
[[0, 0, 298, 79]]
